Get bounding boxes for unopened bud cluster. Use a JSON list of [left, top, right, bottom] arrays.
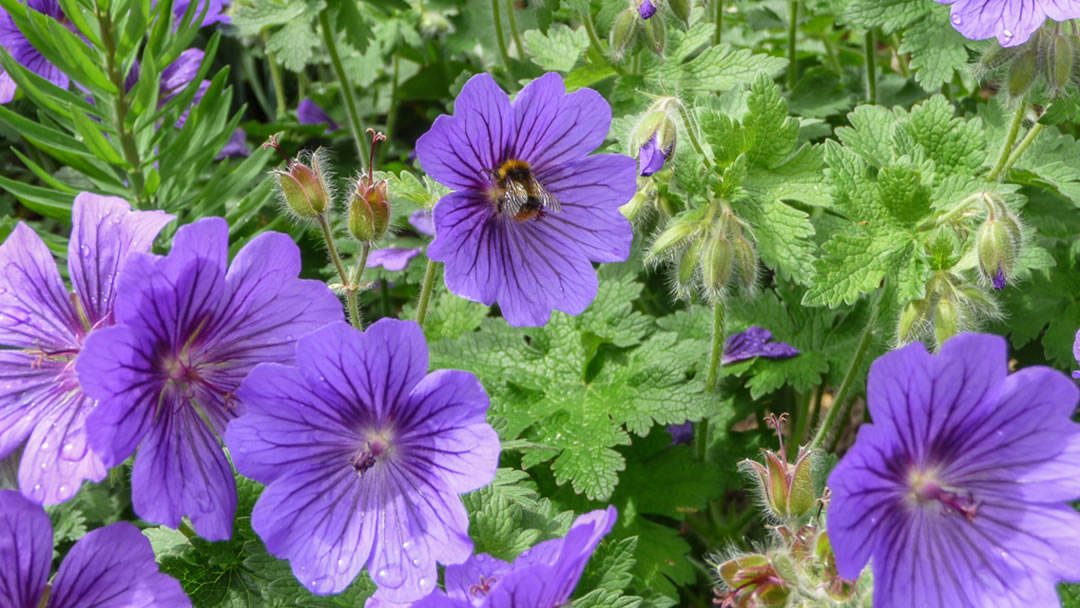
[[646, 201, 757, 302], [275, 149, 332, 220], [715, 416, 861, 607], [611, 0, 674, 60], [633, 97, 679, 177], [978, 22, 1080, 99], [896, 270, 1001, 350]]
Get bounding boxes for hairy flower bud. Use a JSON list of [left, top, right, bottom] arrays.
[[644, 11, 665, 55], [677, 236, 703, 286], [668, 0, 690, 24], [610, 9, 638, 61], [275, 151, 331, 220], [635, 108, 677, 177], [896, 298, 930, 345], [976, 218, 1016, 290], [702, 233, 733, 293], [934, 297, 959, 349], [1007, 47, 1039, 99], [620, 190, 648, 220], [732, 235, 757, 293], [715, 554, 790, 608], [348, 175, 390, 243], [1046, 32, 1075, 95], [647, 221, 696, 261]]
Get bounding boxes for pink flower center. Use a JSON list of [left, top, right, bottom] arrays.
[[908, 470, 979, 522]]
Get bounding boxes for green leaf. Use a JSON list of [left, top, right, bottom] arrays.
[[0, 175, 74, 220], [803, 232, 913, 307], [743, 72, 799, 168], [651, 44, 787, 93], [899, 8, 973, 91], [523, 24, 590, 72], [901, 95, 986, 177], [267, 17, 320, 72], [738, 195, 817, 286], [844, 0, 930, 33], [70, 107, 126, 166]]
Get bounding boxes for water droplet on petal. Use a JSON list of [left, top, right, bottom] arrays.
[[57, 484, 71, 499], [952, 13, 962, 24], [411, 558, 421, 567], [80, 244, 92, 258], [1002, 29, 1013, 40]]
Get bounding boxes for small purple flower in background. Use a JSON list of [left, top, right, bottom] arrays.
[[76, 218, 344, 540], [409, 209, 436, 237], [638, 0, 657, 19], [163, 0, 230, 26], [415, 72, 635, 327], [226, 319, 499, 601], [298, 98, 340, 133], [217, 127, 251, 159], [937, 0, 1080, 46], [405, 506, 617, 607], [827, 333, 1080, 607], [367, 247, 422, 272], [0, 193, 172, 505], [721, 326, 799, 365], [0, 0, 69, 103], [0, 489, 191, 607], [667, 421, 694, 444], [638, 133, 671, 177]]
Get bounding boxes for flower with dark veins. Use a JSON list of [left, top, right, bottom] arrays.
[[226, 319, 499, 602], [0, 0, 72, 103], [0, 193, 172, 505], [0, 489, 190, 607], [415, 72, 635, 326], [827, 333, 1080, 607], [76, 217, 344, 540], [937, 0, 1080, 46], [721, 326, 799, 365]]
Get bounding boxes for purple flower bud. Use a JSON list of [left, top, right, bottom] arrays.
[[992, 267, 1006, 289], [366, 247, 422, 272], [721, 326, 799, 365], [667, 421, 694, 444], [638, 0, 657, 19], [409, 209, 436, 236], [638, 134, 669, 177]]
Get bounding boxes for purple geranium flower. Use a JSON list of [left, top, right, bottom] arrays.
[[0, 0, 69, 103], [827, 333, 1080, 607], [165, 0, 230, 26], [75, 218, 344, 540], [638, 0, 657, 19], [721, 326, 799, 365], [367, 247, 422, 272], [409, 209, 436, 237], [298, 98, 340, 132], [226, 319, 499, 601], [407, 506, 617, 608], [0, 193, 172, 505], [415, 72, 635, 327], [937, 0, 1080, 46], [0, 489, 190, 607], [667, 421, 694, 445], [218, 127, 250, 159], [638, 133, 670, 177]]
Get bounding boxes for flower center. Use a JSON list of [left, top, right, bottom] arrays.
[[350, 432, 393, 476], [908, 469, 979, 522], [490, 159, 560, 223], [468, 575, 498, 598]]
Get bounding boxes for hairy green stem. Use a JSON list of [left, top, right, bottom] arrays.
[[696, 418, 710, 462], [415, 258, 439, 328], [705, 299, 726, 392], [316, 214, 351, 293], [713, 0, 723, 45], [583, 10, 606, 59], [864, 30, 877, 104], [345, 243, 371, 330], [319, 9, 368, 169], [491, 0, 512, 69], [787, 0, 799, 89], [96, 4, 147, 206], [263, 31, 287, 118], [988, 103, 1027, 181], [890, 33, 911, 78], [810, 311, 875, 451], [999, 120, 1044, 180], [506, 0, 524, 57], [675, 102, 711, 167]]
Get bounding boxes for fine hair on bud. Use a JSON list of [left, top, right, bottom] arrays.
[[610, 8, 639, 62]]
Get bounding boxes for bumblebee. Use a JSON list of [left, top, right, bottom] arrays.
[[492, 159, 561, 222]]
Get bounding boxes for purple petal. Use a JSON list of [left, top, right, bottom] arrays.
[[0, 223, 80, 349], [638, 134, 668, 176], [534, 153, 636, 263], [160, 48, 204, 100], [638, 0, 657, 19], [443, 553, 511, 603], [297, 98, 340, 132], [508, 73, 612, 173], [427, 192, 500, 308], [403, 370, 499, 494], [67, 192, 174, 326], [1072, 329, 1079, 378], [409, 209, 436, 237], [217, 128, 251, 159], [0, 490, 51, 607], [721, 326, 799, 365], [367, 247, 422, 272], [18, 391, 106, 505], [992, 266, 1006, 289], [415, 73, 513, 191], [667, 421, 694, 445], [938, 0, 1080, 46], [0, 354, 67, 462], [48, 521, 190, 608], [0, 69, 16, 104], [130, 401, 236, 540], [171, 0, 231, 26]]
